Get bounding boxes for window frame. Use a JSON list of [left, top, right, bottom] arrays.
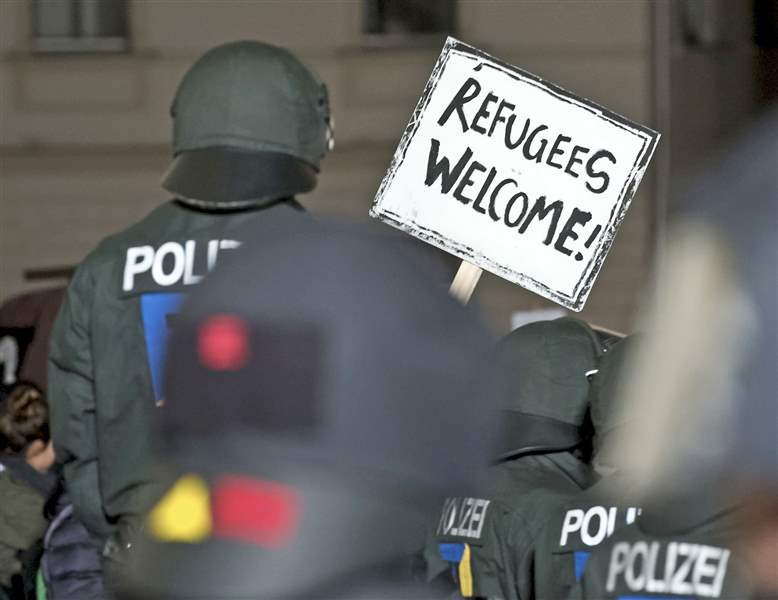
[[30, 0, 130, 55]]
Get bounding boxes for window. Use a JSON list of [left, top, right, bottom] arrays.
[[31, 0, 129, 53], [364, 0, 455, 40]]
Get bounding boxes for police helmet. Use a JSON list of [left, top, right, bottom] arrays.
[[162, 41, 333, 210]]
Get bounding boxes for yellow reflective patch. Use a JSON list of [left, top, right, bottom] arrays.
[[458, 542, 474, 597], [148, 474, 212, 543]]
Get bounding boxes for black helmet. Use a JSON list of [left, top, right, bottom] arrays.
[[493, 317, 606, 460], [162, 41, 333, 210]]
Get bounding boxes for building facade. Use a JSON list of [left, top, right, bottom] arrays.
[[0, 0, 679, 331]]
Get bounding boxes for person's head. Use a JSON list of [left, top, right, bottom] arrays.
[[493, 317, 607, 461], [162, 40, 333, 210], [0, 382, 55, 472]]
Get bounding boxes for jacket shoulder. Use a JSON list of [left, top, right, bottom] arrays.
[[0, 470, 47, 542], [83, 203, 181, 263]]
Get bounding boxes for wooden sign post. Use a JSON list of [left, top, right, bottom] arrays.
[[448, 261, 483, 304]]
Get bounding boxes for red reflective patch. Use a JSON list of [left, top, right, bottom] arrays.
[[212, 476, 301, 547], [198, 314, 250, 371]]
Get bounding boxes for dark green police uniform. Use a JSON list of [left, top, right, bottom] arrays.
[[532, 474, 640, 600], [577, 505, 750, 599], [49, 201, 307, 541], [435, 453, 595, 599], [428, 318, 609, 599], [48, 41, 332, 546], [562, 337, 750, 600]]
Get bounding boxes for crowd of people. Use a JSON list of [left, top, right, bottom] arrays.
[[1, 40, 776, 600]]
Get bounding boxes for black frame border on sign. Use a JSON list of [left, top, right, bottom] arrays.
[[370, 37, 660, 311]]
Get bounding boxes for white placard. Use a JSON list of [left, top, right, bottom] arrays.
[[370, 38, 660, 311]]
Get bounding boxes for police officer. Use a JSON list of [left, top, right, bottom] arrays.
[[48, 40, 332, 559], [118, 218, 499, 599], [427, 317, 608, 599], [575, 505, 749, 599], [531, 336, 642, 600]]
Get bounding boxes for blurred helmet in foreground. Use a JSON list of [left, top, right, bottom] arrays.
[[606, 107, 778, 502], [124, 219, 498, 598]]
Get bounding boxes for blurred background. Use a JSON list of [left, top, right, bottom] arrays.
[[1, 0, 776, 332]]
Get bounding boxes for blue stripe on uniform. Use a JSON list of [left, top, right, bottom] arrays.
[[438, 542, 465, 563], [140, 292, 184, 403], [574, 550, 590, 581]]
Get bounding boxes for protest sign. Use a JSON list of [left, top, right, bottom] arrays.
[[370, 38, 659, 310]]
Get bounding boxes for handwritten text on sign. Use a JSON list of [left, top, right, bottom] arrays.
[[370, 38, 659, 311]]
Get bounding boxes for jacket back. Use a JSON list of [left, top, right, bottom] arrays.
[[48, 199, 309, 541], [577, 506, 749, 599], [532, 474, 640, 600], [427, 452, 595, 599]]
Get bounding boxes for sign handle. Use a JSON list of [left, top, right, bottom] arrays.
[[449, 261, 483, 304]]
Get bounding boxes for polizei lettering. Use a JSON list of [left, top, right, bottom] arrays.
[[122, 239, 240, 292], [437, 497, 491, 540], [606, 541, 731, 598], [559, 505, 641, 547]]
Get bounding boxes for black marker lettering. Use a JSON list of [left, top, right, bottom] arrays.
[[453, 160, 486, 205], [471, 92, 499, 134], [555, 208, 592, 258], [519, 196, 563, 245], [488, 100, 515, 137], [438, 77, 482, 132], [504, 192, 529, 227], [523, 124, 549, 163], [505, 115, 530, 149], [424, 138, 473, 194], [489, 178, 518, 222], [472, 167, 497, 214], [585, 149, 617, 194], [546, 134, 572, 169], [565, 144, 590, 178]]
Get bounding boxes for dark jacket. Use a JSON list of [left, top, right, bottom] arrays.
[[530, 339, 641, 599], [426, 318, 605, 599], [40, 486, 104, 600], [48, 199, 308, 543], [532, 474, 640, 600], [0, 456, 56, 598], [576, 504, 750, 599], [428, 452, 595, 599]]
